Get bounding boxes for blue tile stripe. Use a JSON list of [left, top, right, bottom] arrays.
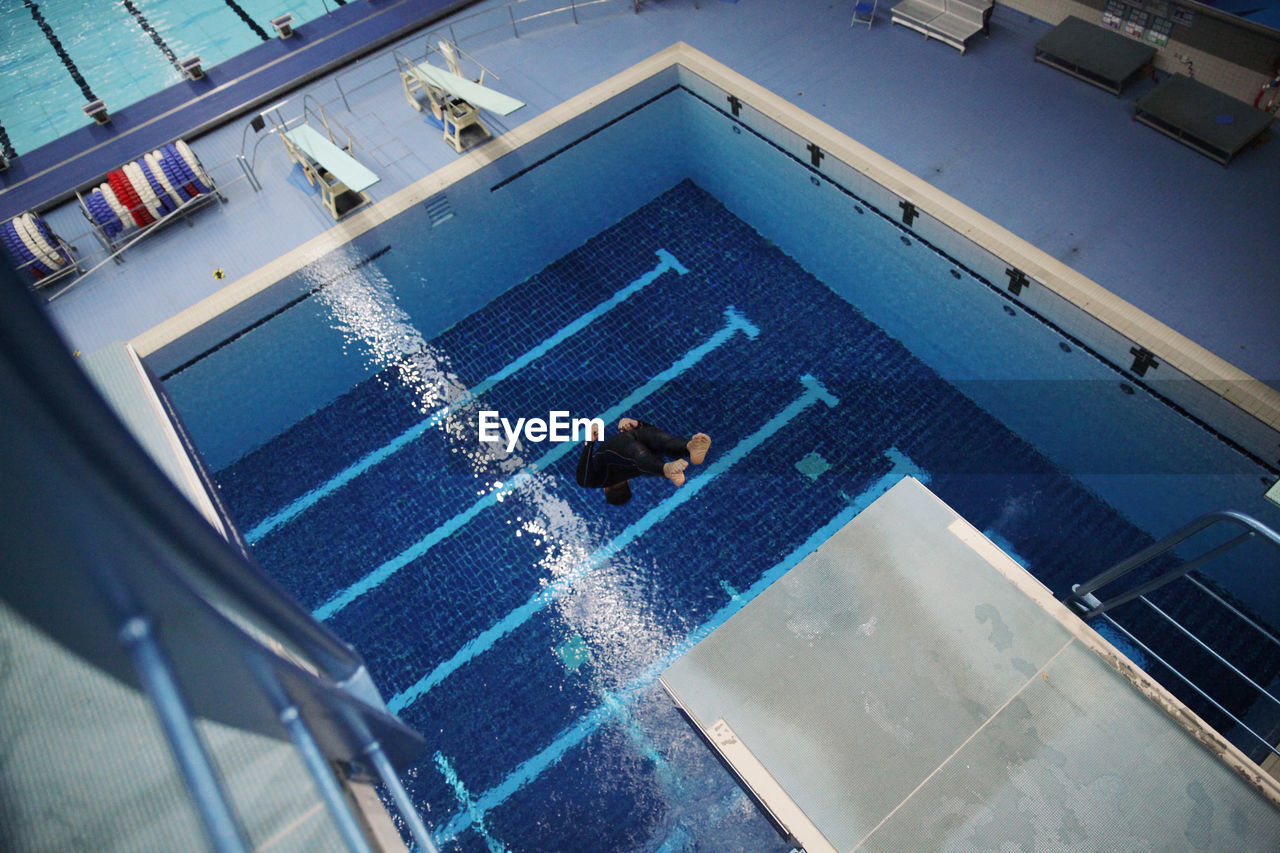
[[433, 752, 509, 853], [312, 306, 758, 623], [244, 248, 689, 543], [432, 448, 928, 844], [390, 373, 840, 716], [603, 688, 684, 796]]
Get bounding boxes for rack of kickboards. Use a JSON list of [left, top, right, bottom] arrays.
[[2, 140, 223, 300]]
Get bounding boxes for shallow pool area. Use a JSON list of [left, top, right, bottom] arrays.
[[0, 0, 334, 156]]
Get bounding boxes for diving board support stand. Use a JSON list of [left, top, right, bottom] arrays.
[[397, 40, 525, 153], [277, 98, 380, 219]]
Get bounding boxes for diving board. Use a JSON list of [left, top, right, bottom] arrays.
[[662, 478, 1280, 851], [282, 124, 379, 219], [408, 63, 524, 116], [400, 52, 525, 153]]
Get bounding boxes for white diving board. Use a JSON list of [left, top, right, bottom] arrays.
[[409, 63, 525, 116], [283, 125, 380, 194]]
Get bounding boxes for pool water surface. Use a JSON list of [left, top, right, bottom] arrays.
[[182, 180, 1274, 851]]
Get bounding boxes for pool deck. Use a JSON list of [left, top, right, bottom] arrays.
[[19, 0, 1280, 394]]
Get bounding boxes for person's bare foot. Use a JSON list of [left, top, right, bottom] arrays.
[[663, 459, 688, 486], [687, 433, 711, 465], [618, 417, 639, 432]]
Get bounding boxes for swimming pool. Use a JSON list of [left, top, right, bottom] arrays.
[[157, 49, 1280, 849], [0, 0, 331, 156]]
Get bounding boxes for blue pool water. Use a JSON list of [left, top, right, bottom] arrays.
[[166, 179, 1280, 850], [0, 0, 331, 155]]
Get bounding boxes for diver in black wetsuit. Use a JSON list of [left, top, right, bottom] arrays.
[[576, 418, 712, 506]]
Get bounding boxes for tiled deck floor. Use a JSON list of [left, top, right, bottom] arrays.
[[28, 0, 1280, 391]]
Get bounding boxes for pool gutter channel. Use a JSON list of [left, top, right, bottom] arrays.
[[673, 84, 1279, 477], [133, 41, 1280, 470]]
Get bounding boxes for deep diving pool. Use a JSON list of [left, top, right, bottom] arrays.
[[154, 47, 1280, 851]]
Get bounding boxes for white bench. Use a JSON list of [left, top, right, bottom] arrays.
[[891, 0, 992, 53], [282, 124, 380, 219]]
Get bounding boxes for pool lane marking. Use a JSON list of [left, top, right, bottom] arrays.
[[244, 248, 688, 544], [432, 448, 928, 843], [433, 752, 509, 853], [603, 688, 683, 796], [389, 373, 839, 715], [312, 307, 759, 623]]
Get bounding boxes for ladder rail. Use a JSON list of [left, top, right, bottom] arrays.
[[1066, 510, 1280, 618], [1065, 509, 1280, 763], [1095, 611, 1280, 761], [1138, 593, 1280, 718]]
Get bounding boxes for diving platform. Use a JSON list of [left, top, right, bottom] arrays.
[[661, 477, 1280, 851], [406, 63, 525, 116], [398, 40, 525, 153]]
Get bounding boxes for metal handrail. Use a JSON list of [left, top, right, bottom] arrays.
[[1066, 511, 1280, 619], [301, 93, 358, 155], [1065, 510, 1280, 760], [1, 259, 441, 851]]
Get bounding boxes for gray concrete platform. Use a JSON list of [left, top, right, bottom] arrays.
[[661, 477, 1280, 852]]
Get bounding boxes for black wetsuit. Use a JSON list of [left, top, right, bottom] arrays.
[[576, 421, 691, 488]]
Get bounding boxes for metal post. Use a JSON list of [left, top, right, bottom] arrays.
[[279, 705, 375, 853], [509, 5, 519, 38], [337, 76, 351, 112], [571, 0, 579, 24], [365, 741, 440, 853], [235, 155, 261, 192], [119, 616, 251, 853]]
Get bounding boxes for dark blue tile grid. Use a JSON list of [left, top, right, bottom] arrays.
[[209, 179, 1249, 851], [214, 228, 672, 533]]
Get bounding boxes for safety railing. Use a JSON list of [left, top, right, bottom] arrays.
[[0, 257, 440, 851], [1065, 510, 1280, 763]]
